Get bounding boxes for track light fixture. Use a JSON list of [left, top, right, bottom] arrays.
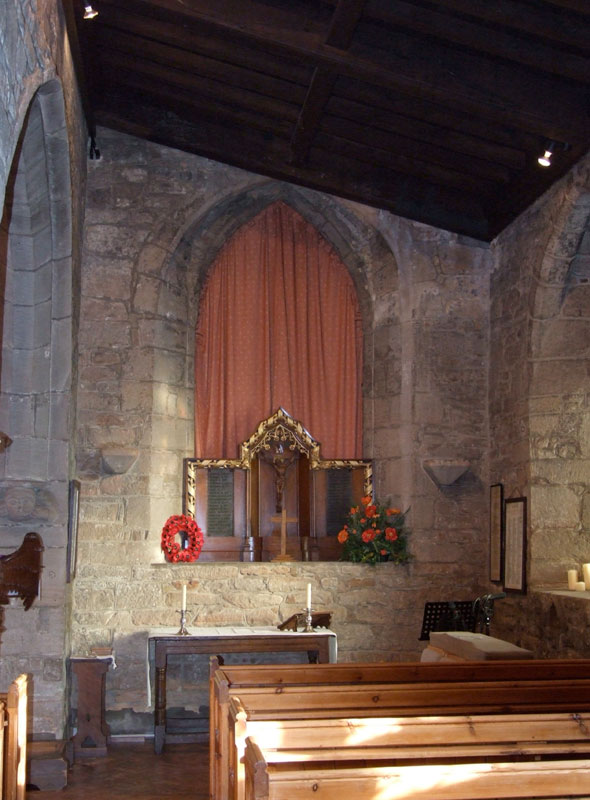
[[89, 136, 101, 160], [537, 142, 555, 168], [83, 3, 98, 19]]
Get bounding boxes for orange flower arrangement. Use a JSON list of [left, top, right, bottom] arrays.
[[338, 496, 410, 564]]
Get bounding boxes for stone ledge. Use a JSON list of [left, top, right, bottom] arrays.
[[536, 588, 590, 600]]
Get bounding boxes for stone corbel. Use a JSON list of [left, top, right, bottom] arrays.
[[423, 458, 470, 487], [101, 447, 138, 475]]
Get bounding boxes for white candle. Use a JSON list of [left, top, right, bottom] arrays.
[[568, 569, 579, 590], [575, 581, 586, 592], [182, 583, 187, 611], [583, 564, 590, 586], [306, 583, 312, 610]]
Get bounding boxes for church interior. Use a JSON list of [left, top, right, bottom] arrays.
[[1, 0, 589, 796]]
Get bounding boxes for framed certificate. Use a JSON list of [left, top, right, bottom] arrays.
[[503, 497, 527, 593], [489, 483, 504, 583]]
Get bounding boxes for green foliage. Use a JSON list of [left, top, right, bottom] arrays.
[[338, 496, 411, 565]]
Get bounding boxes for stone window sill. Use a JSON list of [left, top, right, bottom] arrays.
[[536, 588, 590, 599]]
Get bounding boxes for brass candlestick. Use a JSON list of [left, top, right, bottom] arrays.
[[304, 607, 314, 632], [176, 608, 190, 636]]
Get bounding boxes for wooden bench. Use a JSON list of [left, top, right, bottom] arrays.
[[0, 674, 28, 800], [243, 730, 590, 800], [210, 658, 590, 800]]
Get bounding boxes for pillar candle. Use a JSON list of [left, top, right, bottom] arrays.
[[575, 581, 586, 592], [182, 583, 187, 611], [568, 569, 579, 590], [306, 583, 312, 610], [583, 564, 590, 587]]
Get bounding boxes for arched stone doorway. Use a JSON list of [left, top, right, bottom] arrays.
[[0, 79, 74, 737]]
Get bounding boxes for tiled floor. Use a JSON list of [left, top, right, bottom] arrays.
[[27, 742, 209, 800]]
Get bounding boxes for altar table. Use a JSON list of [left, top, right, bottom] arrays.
[[148, 626, 337, 753]]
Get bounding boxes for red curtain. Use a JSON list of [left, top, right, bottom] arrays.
[[195, 202, 363, 459]]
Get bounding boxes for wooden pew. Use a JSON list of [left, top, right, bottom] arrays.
[[243, 732, 590, 800], [1, 674, 28, 800], [231, 696, 590, 800], [210, 658, 590, 800]]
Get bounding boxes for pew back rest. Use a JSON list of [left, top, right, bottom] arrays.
[[1, 674, 28, 800], [211, 659, 590, 800], [243, 735, 590, 800]]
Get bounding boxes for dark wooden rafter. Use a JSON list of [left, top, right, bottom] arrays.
[[90, 0, 589, 141], [90, 3, 314, 85], [93, 28, 309, 105], [69, 0, 590, 241], [422, 0, 590, 51], [539, 0, 590, 15], [96, 89, 490, 239], [289, 0, 367, 164], [335, 0, 590, 81]]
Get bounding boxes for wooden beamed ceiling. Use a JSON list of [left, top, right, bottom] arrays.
[[67, 0, 590, 241]]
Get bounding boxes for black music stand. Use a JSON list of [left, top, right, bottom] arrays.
[[419, 600, 475, 641]]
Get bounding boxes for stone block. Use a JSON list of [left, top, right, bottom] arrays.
[[125, 349, 155, 380], [5, 436, 49, 480], [124, 496, 153, 528], [137, 244, 168, 276], [7, 346, 50, 394], [9, 298, 50, 349], [85, 224, 148, 259], [531, 359, 588, 395], [84, 297, 129, 321], [28, 741, 68, 792], [133, 275, 161, 313], [5, 394, 35, 436], [88, 422, 138, 449], [530, 485, 581, 529], [83, 257, 133, 300], [151, 349, 186, 384], [139, 318, 187, 351], [80, 498, 125, 523], [37, 546, 67, 607]]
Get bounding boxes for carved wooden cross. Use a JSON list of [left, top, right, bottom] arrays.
[[270, 507, 298, 562]]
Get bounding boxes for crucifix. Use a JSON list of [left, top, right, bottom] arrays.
[[260, 440, 299, 561], [271, 507, 298, 562]]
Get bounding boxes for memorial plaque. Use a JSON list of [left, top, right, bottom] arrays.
[[207, 470, 234, 537], [326, 469, 353, 536]]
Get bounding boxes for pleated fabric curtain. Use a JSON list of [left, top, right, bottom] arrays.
[[195, 202, 363, 459]]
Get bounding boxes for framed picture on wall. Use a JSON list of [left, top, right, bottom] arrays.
[[503, 496, 527, 594], [489, 483, 504, 583], [66, 479, 81, 582]]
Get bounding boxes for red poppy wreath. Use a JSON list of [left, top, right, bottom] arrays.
[[161, 514, 204, 563]]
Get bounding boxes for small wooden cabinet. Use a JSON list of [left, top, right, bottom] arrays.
[[70, 658, 112, 759]]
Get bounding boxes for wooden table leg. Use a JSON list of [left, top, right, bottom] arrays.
[[154, 665, 166, 754]]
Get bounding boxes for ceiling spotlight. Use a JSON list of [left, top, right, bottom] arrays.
[[537, 142, 555, 168], [83, 3, 98, 19]]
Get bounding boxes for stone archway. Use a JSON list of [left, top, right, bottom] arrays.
[[0, 79, 74, 737], [139, 180, 398, 537]]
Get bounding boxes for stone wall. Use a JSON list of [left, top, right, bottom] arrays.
[[73, 128, 492, 734], [490, 153, 590, 655], [0, 0, 86, 738], [2, 3, 586, 743]]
